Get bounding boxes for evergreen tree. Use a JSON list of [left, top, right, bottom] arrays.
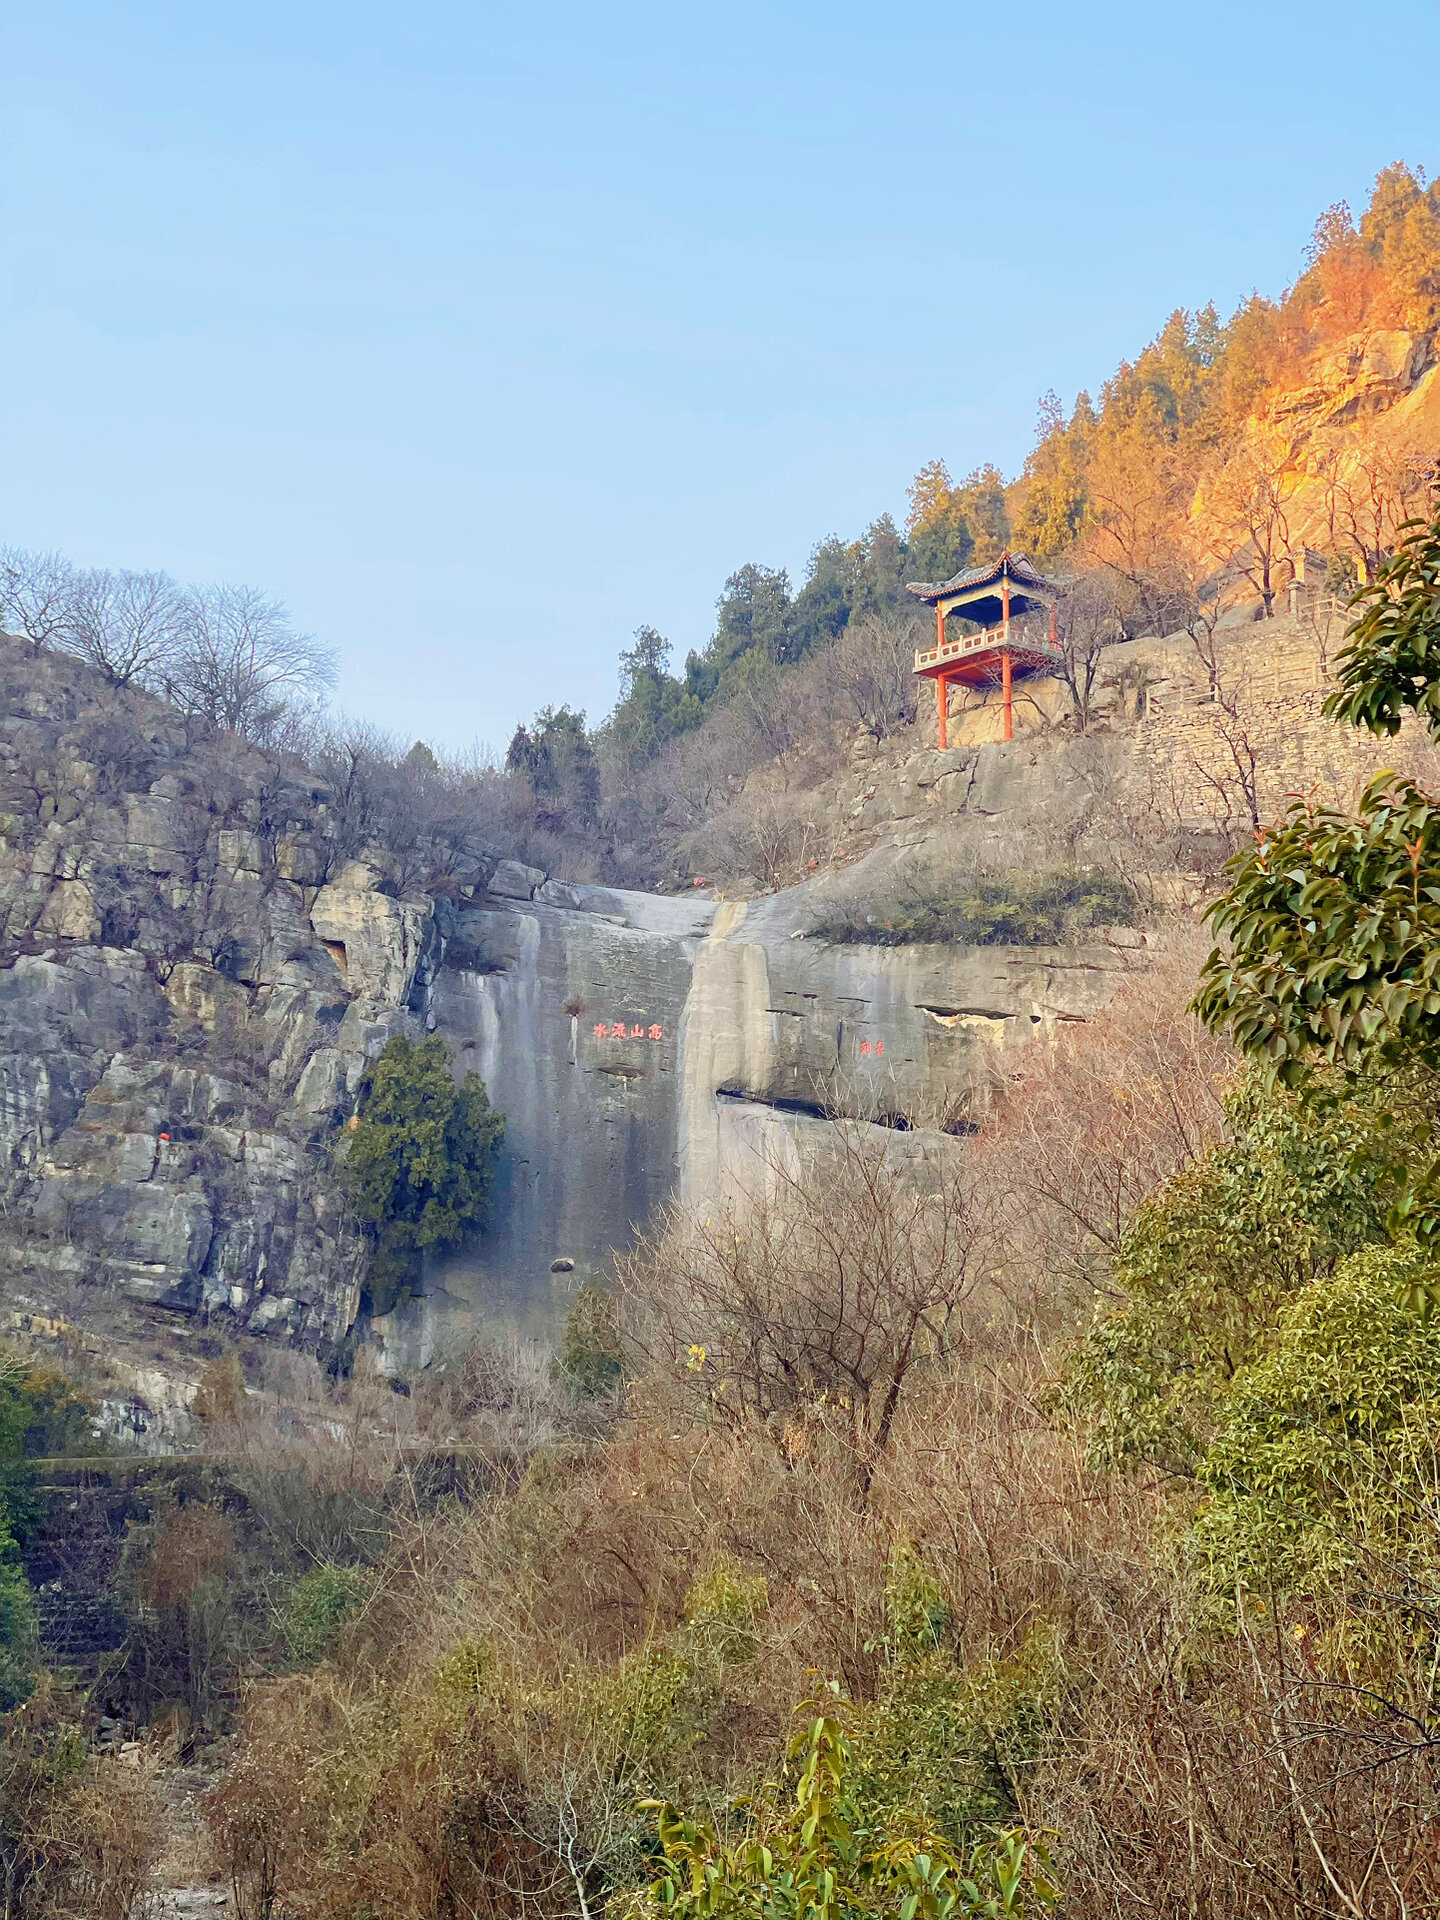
[[1013, 393, 1089, 561], [608, 627, 702, 768], [347, 1035, 505, 1315], [686, 563, 794, 700], [952, 464, 1010, 566], [906, 489, 974, 585], [787, 537, 857, 656], [506, 704, 600, 833]]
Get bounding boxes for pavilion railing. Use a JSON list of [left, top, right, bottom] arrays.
[[913, 621, 1050, 673]]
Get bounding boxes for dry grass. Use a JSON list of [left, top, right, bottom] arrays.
[[1, 1683, 166, 1919], [79, 938, 1419, 1918]]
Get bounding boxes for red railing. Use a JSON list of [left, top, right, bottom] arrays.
[[914, 621, 1055, 673]]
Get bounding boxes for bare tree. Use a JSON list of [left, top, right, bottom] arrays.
[[969, 932, 1230, 1301], [721, 651, 796, 760], [0, 547, 76, 651], [618, 1125, 989, 1492], [1324, 435, 1438, 580], [167, 582, 337, 741], [831, 611, 921, 740], [59, 567, 187, 685], [1043, 570, 1130, 730], [1206, 439, 1300, 616], [1176, 588, 1265, 835]]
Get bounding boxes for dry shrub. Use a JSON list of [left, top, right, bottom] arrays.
[[680, 783, 840, 891], [970, 920, 1232, 1312], [1035, 1601, 1440, 1918], [206, 1667, 522, 1920], [830, 610, 922, 740], [120, 1497, 249, 1733], [1, 1684, 164, 1919], [413, 1334, 573, 1460], [870, 1361, 1156, 1676], [35, 1751, 165, 1920], [618, 1122, 990, 1490], [206, 1618, 745, 1920], [200, 1338, 575, 1540], [138, 1505, 233, 1613]]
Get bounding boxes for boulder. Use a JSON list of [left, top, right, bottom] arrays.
[[36, 880, 100, 940], [488, 859, 545, 901], [309, 882, 433, 1003]]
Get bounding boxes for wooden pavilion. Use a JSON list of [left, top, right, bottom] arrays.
[[908, 552, 1060, 747]]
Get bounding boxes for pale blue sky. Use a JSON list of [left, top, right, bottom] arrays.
[[4, 2, 1438, 749]]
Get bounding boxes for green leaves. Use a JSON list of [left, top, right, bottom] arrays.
[[1197, 504, 1440, 1087], [274, 1563, 368, 1667], [1195, 774, 1440, 1084], [346, 1034, 505, 1312], [1324, 508, 1440, 737], [1190, 1244, 1440, 1608], [632, 1709, 1055, 1920], [1058, 1067, 1421, 1476]]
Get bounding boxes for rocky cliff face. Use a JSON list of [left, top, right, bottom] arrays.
[[1, 639, 1142, 1396], [0, 645, 432, 1366]]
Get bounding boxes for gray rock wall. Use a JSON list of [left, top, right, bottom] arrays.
[[388, 890, 710, 1366], [371, 875, 1136, 1366], [1, 638, 1144, 1386]]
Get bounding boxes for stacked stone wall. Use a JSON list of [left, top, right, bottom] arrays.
[[947, 608, 1434, 834], [1128, 611, 1430, 832]]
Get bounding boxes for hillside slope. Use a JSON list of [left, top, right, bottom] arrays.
[[7, 561, 1428, 1417]]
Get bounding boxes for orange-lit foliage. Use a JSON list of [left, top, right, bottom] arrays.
[[1005, 162, 1440, 578]]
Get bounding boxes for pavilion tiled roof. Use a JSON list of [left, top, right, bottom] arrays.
[[905, 551, 1058, 604]]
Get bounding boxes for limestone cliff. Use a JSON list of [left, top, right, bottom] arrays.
[[27, 602, 1397, 1403], [0, 637, 1161, 1406]]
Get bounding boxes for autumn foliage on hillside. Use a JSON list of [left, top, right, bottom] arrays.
[[1003, 163, 1440, 593]]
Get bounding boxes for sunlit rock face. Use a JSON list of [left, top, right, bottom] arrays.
[[375, 877, 1133, 1370], [0, 635, 1141, 1386], [676, 888, 1130, 1211], [399, 888, 711, 1367]]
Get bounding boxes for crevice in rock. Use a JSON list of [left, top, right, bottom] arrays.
[[441, 937, 507, 973], [715, 1085, 832, 1122]]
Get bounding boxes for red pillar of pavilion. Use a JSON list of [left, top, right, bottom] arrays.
[[905, 553, 1060, 750]]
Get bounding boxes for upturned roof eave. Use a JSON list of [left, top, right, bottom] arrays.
[[905, 550, 1060, 607]]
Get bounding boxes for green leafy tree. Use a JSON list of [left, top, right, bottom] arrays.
[[1192, 1241, 1440, 1608], [685, 564, 794, 701], [951, 465, 1011, 568], [610, 628, 704, 768], [787, 521, 915, 658], [1012, 395, 1089, 561], [346, 1035, 505, 1314], [787, 538, 858, 657], [845, 516, 909, 623], [1197, 504, 1440, 1086], [507, 705, 600, 832], [275, 1563, 368, 1666], [906, 501, 974, 591], [1060, 1067, 1433, 1477], [557, 1284, 624, 1397], [632, 1710, 1056, 1920], [1325, 502, 1440, 738], [905, 459, 975, 587], [1195, 773, 1440, 1085]]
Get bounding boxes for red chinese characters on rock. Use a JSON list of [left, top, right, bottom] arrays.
[[592, 1020, 665, 1042], [858, 1040, 886, 1056]]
